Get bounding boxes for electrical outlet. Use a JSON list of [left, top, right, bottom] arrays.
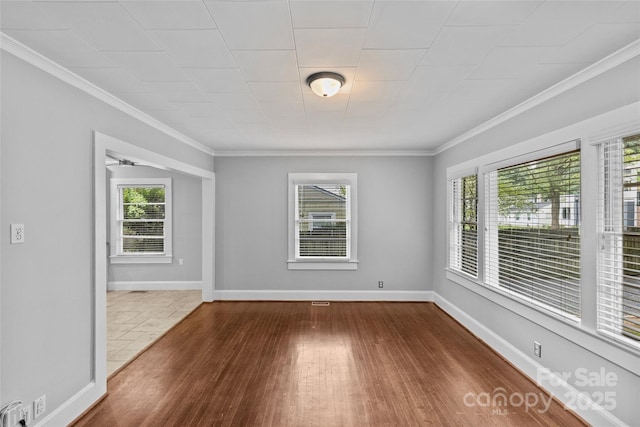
[[34, 395, 46, 419], [378, 281, 383, 288], [534, 341, 542, 358], [10, 224, 25, 244]]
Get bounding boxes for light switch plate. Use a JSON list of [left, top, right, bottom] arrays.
[[10, 224, 25, 244]]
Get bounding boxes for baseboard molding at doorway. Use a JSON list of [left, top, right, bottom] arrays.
[[107, 281, 202, 291]]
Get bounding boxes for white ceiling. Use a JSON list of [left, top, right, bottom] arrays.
[[2, 1, 639, 153]]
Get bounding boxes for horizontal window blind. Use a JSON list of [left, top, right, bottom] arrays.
[[119, 185, 166, 254], [485, 150, 581, 318], [449, 175, 478, 277], [598, 134, 640, 348], [295, 184, 350, 258]]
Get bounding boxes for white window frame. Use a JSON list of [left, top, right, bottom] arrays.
[[483, 140, 582, 320], [110, 178, 173, 264], [448, 168, 478, 278], [445, 105, 640, 375], [596, 134, 640, 351], [287, 173, 358, 270], [447, 139, 583, 322]]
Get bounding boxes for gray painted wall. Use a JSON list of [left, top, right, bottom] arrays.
[[214, 156, 433, 293], [107, 166, 202, 284], [0, 53, 213, 419], [432, 57, 640, 424]]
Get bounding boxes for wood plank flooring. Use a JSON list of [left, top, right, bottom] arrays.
[[73, 302, 585, 427]]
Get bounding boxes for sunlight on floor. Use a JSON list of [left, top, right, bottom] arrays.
[[106, 290, 202, 376]]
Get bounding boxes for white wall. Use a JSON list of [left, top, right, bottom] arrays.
[[0, 52, 213, 422], [432, 57, 640, 425], [214, 156, 433, 299], [107, 166, 202, 287]]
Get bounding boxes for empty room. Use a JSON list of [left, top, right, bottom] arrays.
[[1, 1, 639, 426]]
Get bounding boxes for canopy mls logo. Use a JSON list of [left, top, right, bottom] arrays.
[[462, 367, 618, 416], [537, 367, 618, 411], [463, 387, 553, 415]]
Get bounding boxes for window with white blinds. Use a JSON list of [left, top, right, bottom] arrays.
[[288, 173, 358, 270], [296, 184, 350, 258], [598, 133, 640, 349], [449, 174, 478, 277], [110, 178, 172, 263], [485, 149, 581, 318]]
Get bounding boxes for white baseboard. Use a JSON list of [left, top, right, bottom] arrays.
[[35, 381, 105, 427], [433, 292, 625, 427], [213, 289, 434, 302], [107, 281, 202, 291]]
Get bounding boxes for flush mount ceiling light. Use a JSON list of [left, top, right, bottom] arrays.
[[306, 72, 345, 98]]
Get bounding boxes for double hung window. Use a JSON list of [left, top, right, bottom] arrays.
[[484, 148, 581, 318], [288, 173, 358, 270], [110, 178, 172, 263]]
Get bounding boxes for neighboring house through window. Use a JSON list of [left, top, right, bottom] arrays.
[[288, 173, 358, 270], [110, 178, 172, 264]]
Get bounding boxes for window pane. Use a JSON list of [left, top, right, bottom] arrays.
[[119, 185, 167, 255], [123, 186, 165, 203], [599, 134, 640, 346], [487, 149, 581, 317], [123, 237, 164, 253], [450, 175, 478, 277], [122, 203, 165, 220], [123, 221, 164, 237], [122, 187, 166, 219], [297, 184, 349, 257]]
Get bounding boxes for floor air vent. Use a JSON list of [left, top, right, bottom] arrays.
[[311, 301, 330, 306]]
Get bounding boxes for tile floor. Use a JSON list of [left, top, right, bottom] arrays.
[[107, 290, 202, 376]]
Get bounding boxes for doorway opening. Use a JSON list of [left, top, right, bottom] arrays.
[[94, 132, 215, 396]]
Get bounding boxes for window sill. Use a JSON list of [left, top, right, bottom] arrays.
[[110, 255, 173, 264], [287, 259, 358, 270]]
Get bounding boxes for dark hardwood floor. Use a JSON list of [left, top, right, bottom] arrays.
[[73, 302, 585, 426]]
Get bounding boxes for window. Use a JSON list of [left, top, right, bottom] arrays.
[[110, 178, 172, 263], [449, 174, 478, 277], [485, 148, 581, 318], [309, 212, 337, 231], [288, 173, 358, 270], [598, 133, 640, 349]]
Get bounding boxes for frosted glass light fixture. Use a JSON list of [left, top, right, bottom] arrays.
[[306, 72, 345, 98]]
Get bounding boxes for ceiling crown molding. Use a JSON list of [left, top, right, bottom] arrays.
[[0, 32, 214, 156], [435, 38, 640, 156], [213, 149, 435, 157]]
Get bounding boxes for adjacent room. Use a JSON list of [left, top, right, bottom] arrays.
[[1, 1, 639, 426]]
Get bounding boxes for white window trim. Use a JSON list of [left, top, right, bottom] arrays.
[[287, 173, 358, 270], [447, 172, 478, 279], [109, 177, 173, 264]]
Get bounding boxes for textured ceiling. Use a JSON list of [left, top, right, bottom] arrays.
[[1, 1, 639, 153]]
